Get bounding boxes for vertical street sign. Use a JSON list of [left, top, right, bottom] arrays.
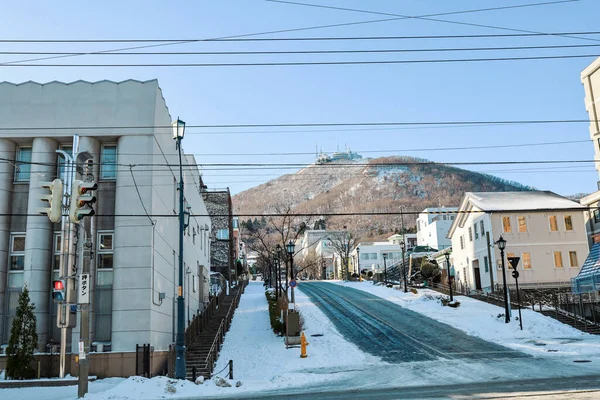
[[79, 273, 90, 304]]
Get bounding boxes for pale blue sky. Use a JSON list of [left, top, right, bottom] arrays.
[[1, 0, 600, 196]]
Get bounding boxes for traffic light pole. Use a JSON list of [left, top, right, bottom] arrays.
[[77, 225, 90, 398], [55, 135, 79, 379]]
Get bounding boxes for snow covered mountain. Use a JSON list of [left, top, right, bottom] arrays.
[[232, 156, 533, 235]]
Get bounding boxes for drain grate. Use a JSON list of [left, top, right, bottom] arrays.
[[573, 360, 592, 363]]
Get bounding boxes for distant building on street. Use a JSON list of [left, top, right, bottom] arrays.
[[416, 207, 458, 250], [448, 191, 588, 292]]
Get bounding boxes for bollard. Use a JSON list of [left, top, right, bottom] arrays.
[[229, 360, 233, 379], [192, 366, 197, 382], [300, 332, 309, 358]]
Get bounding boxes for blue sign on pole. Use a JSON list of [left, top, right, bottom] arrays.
[[289, 279, 297, 288]]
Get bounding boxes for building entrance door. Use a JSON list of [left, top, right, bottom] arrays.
[[473, 260, 482, 290]]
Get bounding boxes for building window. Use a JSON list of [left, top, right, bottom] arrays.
[[468, 227, 473, 242], [14, 147, 32, 182], [506, 252, 516, 269], [564, 215, 573, 231], [8, 234, 26, 288], [569, 251, 578, 268], [193, 227, 196, 244], [594, 209, 600, 224], [97, 232, 114, 286], [502, 216, 511, 233], [518, 216, 527, 233], [52, 233, 62, 280], [474, 224, 479, 240], [100, 145, 117, 180], [460, 236, 464, 250], [484, 256, 489, 273], [549, 215, 558, 232], [480, 220, 485, 237], [522, 252, 532, 269], [216, 229, 229, 240], [554, 251, 563, 268], [193, 275, 197, 293]]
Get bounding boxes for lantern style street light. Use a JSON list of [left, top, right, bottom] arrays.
[[172, 117, 186, 380], [400, 240, 407, 292], [496, 236, 511, 323], [382, 253, 388, 284], [286, 240, 296, 303], [444, 251, 454, 302]]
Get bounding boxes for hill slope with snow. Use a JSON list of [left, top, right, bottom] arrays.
[[233, 156, 533, 234]]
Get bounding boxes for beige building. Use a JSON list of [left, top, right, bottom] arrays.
[[448, 191, 588, 291], [579, 57, 600, 246]]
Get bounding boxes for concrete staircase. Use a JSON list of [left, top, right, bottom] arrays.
[[185, 284, 245, 379], [540, 310, 600, 335]]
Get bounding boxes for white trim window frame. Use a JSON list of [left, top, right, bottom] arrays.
[[8, 233, 26, 288], [100, 144, 117, 180], [97, 231, 115, 286], [14, 147, 32, 182]]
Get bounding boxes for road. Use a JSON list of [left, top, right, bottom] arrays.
[[298, 281, 527, 363]]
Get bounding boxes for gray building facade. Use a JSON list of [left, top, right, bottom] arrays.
[[0, 79, 211, 359]]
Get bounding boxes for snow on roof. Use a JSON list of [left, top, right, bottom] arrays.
[[466, 191, 585, 212]]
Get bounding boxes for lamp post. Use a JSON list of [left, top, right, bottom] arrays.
[[496, 236, 510, 323], [356, 246, 361, 282], [444, 251, 454, 302], [276, 244, 283, 298], [321, 258, 327, 280], [172, 118, 187, 379], [383, 253, 388, 284], [286, 240, 296, 304], [400, 240, 407, 292]]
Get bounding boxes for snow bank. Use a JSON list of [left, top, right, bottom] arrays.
[[333, 281, 600, 357]]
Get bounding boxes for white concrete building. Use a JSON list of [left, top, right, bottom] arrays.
[[448, 191, 588, 292], [416, 207, 458, 250], [0, 80, 210, 365], [579, 57, 600, 247], [351, 236, 406, 275]]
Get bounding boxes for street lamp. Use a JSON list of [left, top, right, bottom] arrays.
[[496, 236, 510, 324], [276, 244, 283, 298], [444, 251, 453, 302], [286, 240, 296, 303], [356, 246, 361, 282], [382, 253, 388, 284], [172, 117, 186, 380], [400, 240, 407, 293]]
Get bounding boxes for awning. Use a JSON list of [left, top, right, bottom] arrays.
[[572, 242, 600, 294]]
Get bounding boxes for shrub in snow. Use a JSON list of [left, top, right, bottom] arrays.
[[448, 301, 461, 308], [6, 286, 37, 380], [236, 381, 243, 387], [410, 288, 418, 295], [195, 376, 204, 385]]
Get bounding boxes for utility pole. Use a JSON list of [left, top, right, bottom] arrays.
[[486, 232, 495, 293]]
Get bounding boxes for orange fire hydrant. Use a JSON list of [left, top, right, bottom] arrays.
[[300, 332, 309, 358]]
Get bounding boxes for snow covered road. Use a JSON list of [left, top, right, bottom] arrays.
[[300, 281, 527, 363]]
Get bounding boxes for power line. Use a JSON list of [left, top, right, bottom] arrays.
[[3, 53, 600, 67], [19, 139, 591, 157], [4, 1, 557, 66], [268, 0, 594, 43], [6, 30, 600, 43], [5, 43, 600, 56], [0, 119, 594, 130]]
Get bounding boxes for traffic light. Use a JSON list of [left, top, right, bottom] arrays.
[[52, 279, 66, 302], [70, 180, 97, 223], [38, 179, 63, 223]]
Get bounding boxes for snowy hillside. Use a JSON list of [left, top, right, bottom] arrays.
[[233, 156, 532, 234]]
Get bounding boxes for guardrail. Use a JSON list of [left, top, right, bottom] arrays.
[[199, 279, 247, 378]]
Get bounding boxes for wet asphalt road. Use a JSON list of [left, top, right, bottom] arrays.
[[298, 282, 528, 363]]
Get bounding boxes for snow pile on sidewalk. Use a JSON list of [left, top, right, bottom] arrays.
[[334, 281, 600, 358], [77, 281, 381, 399]]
